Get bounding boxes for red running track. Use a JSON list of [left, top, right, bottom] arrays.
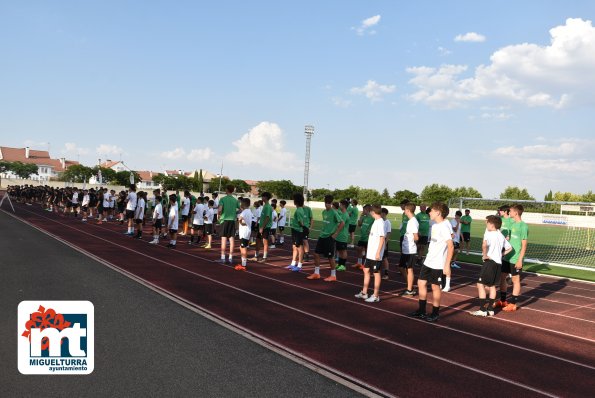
[[5, 204, 595, 398]]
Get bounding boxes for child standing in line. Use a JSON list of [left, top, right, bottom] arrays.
[[269, 202, 278, 249], [354, 204, 373, 269], [460, 209, 473, 255], [189, 196, 205, 245], [307, 195, 344, 282], [235, 198, 253, 271], [180, 191, 191, 236], [415, 204, 430, 265], [381, 208, 392, 280], [408, 202, 454, 323], [149, 195, 163, 245], [399, 203, 419, 296], [334, 199, 350, 272], [254, 193, 273, 262], [354, 205, 386, 303], [347, 199, 359, 248], [277, 200, 287, 245], [167, 194, 179, 249], [470, 215, 512, 317], [134, 191, 146, 239], [288, 193, 305, 272], [202, 199, 215, 249], [302, 202, 314, 262]]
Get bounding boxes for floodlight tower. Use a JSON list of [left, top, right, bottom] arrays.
[[303, 125, 315, 198]]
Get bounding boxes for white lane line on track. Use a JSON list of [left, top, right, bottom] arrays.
[[3, 209, 568, 398], [11, 207, 595, 370]]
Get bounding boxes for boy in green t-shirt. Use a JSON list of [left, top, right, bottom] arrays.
[[415, 204, 430, 265], [254, 192, 273, 263], [354, 204, 373, 269], [217, 185, 240, 264], [496, 204, 529, 312], [460, 209, 472, 255], [307, 195, 344, 282], [335, 199, 351, 272], [288, 193, 306, 272], [399, 199, 410, 252], [302, 204, 314, 262], [347, 199, 359, 248]]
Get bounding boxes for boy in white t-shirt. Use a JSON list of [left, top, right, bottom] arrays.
[[408, 202, 454, 322], [470, 215, 512, 317], [81, 190, 90, 222], [189, 196, 205, 245], [399, 203, 419, 296], [250, 200, 261, 245], [235, 198, 253, 271], [124, 185, 138, 236], [277, 200, 287, 244], [269, 203, 278, 249], [149, 195, 163, 244], [450, 210, 462, 269], [354, 205, 386, 303], [167, 194, 179, 249], [381, 208, 392, 280], [202, 200, 215, 249], [179, 191, 191, 236], [134, 191, 146, 239]]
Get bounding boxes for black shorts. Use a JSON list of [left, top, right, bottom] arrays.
[[291, 229, 303, 247], [125, 210, 135, 220], [192, 224, 204, 231], [135, 218, 143, 225], [221, 220, 236, 238], [257, 227, 271, 239], [278, 226, 285, 232], [204, 224, 213, 235], [399, 253, 417, 269], [315, 236, 336, 258], [365, 260, 382, 273], [357, 240, 368, 248], [454, 242, 460, 250], [72, 203, 79, 209], [66, 201, 72, 208], [251, 222, 258, 232], [240, 238, 250, 248], [335, 241, 348, 251], [462, 232, 471, 242], [348, 224, 356, 233], [419, 265, 443, 286], [302, 226, 310, 240], [212, 214, 218, 224], [479, 259, 501, 287], [117, 204, 125, 213], [81, 205, 88, 212], [169, 229, 178, 234], [501, 260, 522, 276], [154, 219, 163, 229], [181, 215, 189, 222], [418, 235, 429, 245]]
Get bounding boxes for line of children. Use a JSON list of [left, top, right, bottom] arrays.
[[355, 204, 386, 303]]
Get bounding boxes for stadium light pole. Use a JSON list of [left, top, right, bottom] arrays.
[[303, 125, 315, 199]]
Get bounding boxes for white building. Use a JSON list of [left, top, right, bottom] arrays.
[[0, 146, 78, 182]]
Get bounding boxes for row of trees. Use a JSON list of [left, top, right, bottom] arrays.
[[0, 161, 39, 182]]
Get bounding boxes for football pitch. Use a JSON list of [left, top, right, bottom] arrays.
[[299, 207, 595, 282]]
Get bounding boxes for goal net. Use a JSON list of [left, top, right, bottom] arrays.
[[449, 198, 595, 269]]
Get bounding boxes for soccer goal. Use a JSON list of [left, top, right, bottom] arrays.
[[449, 198, 595, 269]]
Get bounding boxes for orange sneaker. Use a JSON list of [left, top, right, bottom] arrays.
[[503, 303, 517, 312], [352, 263, 364, 270], [494, 300, 508, 308], [307, 273, 321, 280], [234, 264, 246, 271], [323, 276, 337, 282]]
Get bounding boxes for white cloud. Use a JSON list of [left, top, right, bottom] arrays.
[[408, 18, 595, 109], [160, 147, 213, 161], [96, 144, 124, 156], [350, 80, 396, 102], [480, 112, 513, 120], [354, 14, 381, 36], [492, 138, 595, 176], [438, 46, 452, 56], [454, 32, 486, 42], [331, 96, 352, 108], [225, 122, 299, 169], [61, 142, 90, 156]]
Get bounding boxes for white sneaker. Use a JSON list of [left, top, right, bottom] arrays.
[[347, 244, 355, 249], [149, 239, 159, 245], [470, 310, 488, 317], [365, 295, 380, 303], [354, 291, 368, 299], [442, 285, 451, 292], [487, 310, 495, 316], [451, 262, 461, 269], [269, 245, 276, 249]]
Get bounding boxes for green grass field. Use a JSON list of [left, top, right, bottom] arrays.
[[287, 206, 595, 282]]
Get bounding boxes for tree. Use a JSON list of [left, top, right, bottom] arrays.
[[230, 179, 250, 194], [191, 170, 206, 193], [60, 164, 95, 183], [452, 186, 483, 199], [209, 176, 231, 193], [92, 166, 116, 184], [544, 190, 553, 201], [112, 170, 141, 187], [393, 189, 419, 205], [332, 185, 359, 201], [553, 191, 582, 202], [499, 186, 535, 201], [311, 188, 332, 201], [420, 184, 453, 204], [257, 180, 302, 199], [357, 189, 382, 205], [582, 190, 595, 203], [10, 162, 38, 179], [0, 161, 12, 186], [197, 169, 204, 194]]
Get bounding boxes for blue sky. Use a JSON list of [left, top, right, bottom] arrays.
[[1, 1, 594, 198]]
